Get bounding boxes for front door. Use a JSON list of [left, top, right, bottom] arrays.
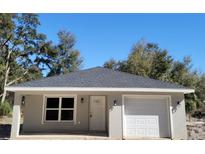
[[89, 96, 106, 131]]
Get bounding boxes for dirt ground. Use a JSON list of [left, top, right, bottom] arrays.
[[187, 117, 205, 140]]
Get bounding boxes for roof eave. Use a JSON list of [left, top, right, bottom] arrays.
[[5, 87, 195, 94]]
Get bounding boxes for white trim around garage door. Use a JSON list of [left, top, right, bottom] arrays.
[[122, 94, 173, 139]]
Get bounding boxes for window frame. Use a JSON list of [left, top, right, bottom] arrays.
[[42, 94, 77, 124]]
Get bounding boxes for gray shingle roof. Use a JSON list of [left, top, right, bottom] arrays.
[[10, 67, 186, 89]]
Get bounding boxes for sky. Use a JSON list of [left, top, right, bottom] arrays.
[[38, 14, 205, 73]]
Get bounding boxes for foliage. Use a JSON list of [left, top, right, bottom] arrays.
[[0, 100, 12, 116], [150, 49, 173, 81], [195, 75, 205, 104], [103, 59, 119, 70], [125, 42, 153, 76], [43, 30, 82, 76], [186, 99, 197, 114], [104, 41, 173, 81], [104, 40, 205, 114], [0, 13, 83, 104], [0, 13, 45, 103]]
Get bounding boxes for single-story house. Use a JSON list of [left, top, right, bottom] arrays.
[[5, 67, 194, 139]]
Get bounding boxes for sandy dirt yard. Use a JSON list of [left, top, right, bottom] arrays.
[[187, 119, 205, 140]]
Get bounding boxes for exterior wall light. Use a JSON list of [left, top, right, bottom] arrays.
[[81, 97, 84, 103], [21, 96, 25, 106], [177, 101, 181, 105], [113, 99, 117, 106]]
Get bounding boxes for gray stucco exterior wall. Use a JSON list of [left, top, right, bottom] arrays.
[[10, 93, 21, 139], [21, 91, 187, 139], [23, 95, 90, 132], [107, 92, 187, 139], [107, 95, 123, 139], [170, 93, 187, 139]]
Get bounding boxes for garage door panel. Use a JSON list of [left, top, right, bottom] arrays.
[[126, 128, 158, 137], [126, 129, 138, 136], [126, 116, 159, 126], [126, 115, 160, 137], [124, 96, 170, 138], [135, 129, 146, 136]]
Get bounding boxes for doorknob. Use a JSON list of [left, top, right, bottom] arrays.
[[90, 114, 92, 118]]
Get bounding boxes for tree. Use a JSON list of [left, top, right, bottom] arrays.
[[103, 40, 203, 115], [169, 57, 198, 87], [163, 57, 199, 115], [104, 41, 173, 80], [0, 14, 83, 106], [0, 13, 45, 104], [195, 75, 205, 108], [103, 59, 119, 70], [125, 41, 153, 76], [149, 50, 173, 81], [36, 30, 82, 77]]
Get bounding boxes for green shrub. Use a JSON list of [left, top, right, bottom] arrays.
[[0, 101, 12, 116], [186, 100, 197, 114]]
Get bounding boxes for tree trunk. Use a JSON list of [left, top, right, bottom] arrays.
[[1, 50, 12, 104], [1, 68, 28, 104], [189, 113, 192, 122], [1, 66, 10, 104], [1, 89, 7, 104]]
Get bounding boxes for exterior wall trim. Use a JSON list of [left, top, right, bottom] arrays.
[[121, 94, 173, 139], [168, 96, 174, 139], [6, 87, 194, 94]]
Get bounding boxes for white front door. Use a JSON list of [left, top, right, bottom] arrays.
[[89, 96, 106, 131]]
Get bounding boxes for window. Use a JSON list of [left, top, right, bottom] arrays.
[[61, 98, 74, 121], [44, 96, 76, 122]]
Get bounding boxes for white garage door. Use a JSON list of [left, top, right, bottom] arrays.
[[123, 96, 171, 138]]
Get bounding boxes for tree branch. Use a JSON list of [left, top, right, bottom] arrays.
[[45, 62, 52, 70], [6, 70, 29, 86], [0, 34, 12, 49]]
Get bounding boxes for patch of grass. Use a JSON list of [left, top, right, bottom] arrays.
[[0, 101, 12, 116]]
